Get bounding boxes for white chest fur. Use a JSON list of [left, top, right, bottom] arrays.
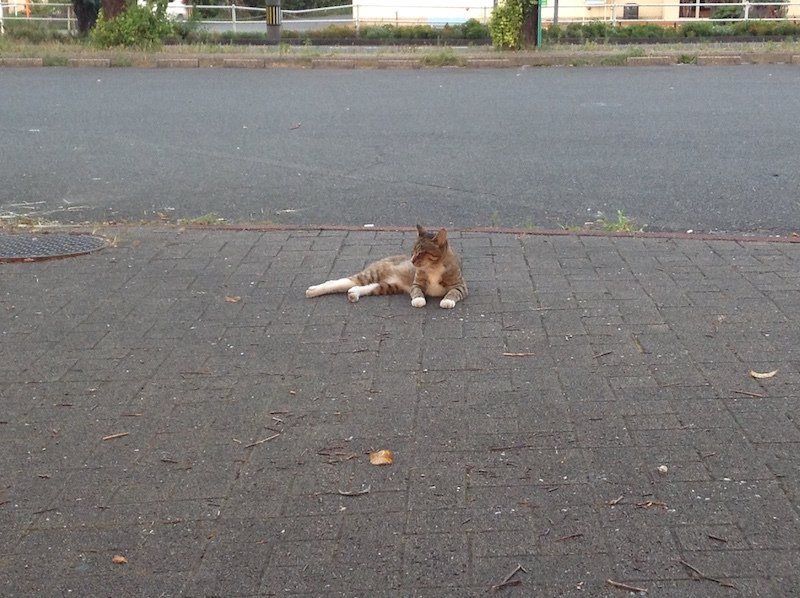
[[423, 270, 448, 297]]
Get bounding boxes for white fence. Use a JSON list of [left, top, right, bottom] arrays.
[[1, 1, 799, 35]]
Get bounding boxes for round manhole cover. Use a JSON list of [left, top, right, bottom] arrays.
[[0, 233, 108, 263]]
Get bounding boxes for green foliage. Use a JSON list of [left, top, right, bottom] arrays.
[[728, 19, 773, 35], [581, 21, 614, 39], [177, 212, 227, 225], [361, 24, 396, 40], [172, 11, 201, 39], [489, 0, 525, 49], [421, 48, 463, 66], [618, 23, 673, 38], [89, 0, 175, 48], [711, 5, 744, 20], [0, 21, 67, 42], [545, 24, 564, 41], [677, 53, 697, 64], [460, 18, 491, 39], [599, 210, 643, 232], [310, 25, 358, 39], [680, 21, 715, 37], [539, 19, 800, 41], [345, 21, 489, 41], [771, 20, 800, 35], [43, 54, 70, 66], [564, 22, 587, 39], [599, 54, 627, 66]]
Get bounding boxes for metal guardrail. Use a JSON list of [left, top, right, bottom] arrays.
[[1, 1, 798, 35]]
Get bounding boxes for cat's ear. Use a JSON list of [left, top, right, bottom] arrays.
[[416, 224, 426, 237], [433, 228, 448, 245]]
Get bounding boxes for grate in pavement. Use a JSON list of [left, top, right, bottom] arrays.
[[0, 233, 108, 263]]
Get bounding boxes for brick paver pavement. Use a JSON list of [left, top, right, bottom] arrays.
[[1, 227, 799, 597]]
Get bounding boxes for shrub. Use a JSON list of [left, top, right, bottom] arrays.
[[711, 5, 744, 20], [396, 25, 439, 39], [90, 0, 175, 47], [581, 21, 613, 39], [489, 0, 525, 49], [564, 22, 586, 39], [361, 24, 395, 39], [0, 21, 66, 42], [624, 23, 673, 38], [460, 18, 491, 39], [680, 21, 714, 37], [313, 24, 357, 39], [772, 21, 800, 35], [545, 23, 564, 41]]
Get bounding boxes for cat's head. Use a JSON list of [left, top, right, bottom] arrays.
[[411, 225, 448, 267]]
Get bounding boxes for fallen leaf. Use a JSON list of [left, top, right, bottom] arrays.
[[750, 368, 779, 379], [158, 212, 169, 222], [225, 296, 242, 303], [112, 554, 128, 565], [369, 449, 393, 466]]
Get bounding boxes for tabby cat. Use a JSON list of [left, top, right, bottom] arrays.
[[306, 225, 467, 309]]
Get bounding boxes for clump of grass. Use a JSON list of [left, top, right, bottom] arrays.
[[177, 213, 227, 225], [42, 54, 69, 67], [600, 55, 627, 66], [112, 53, 134, 67], [421, 48, 463, 67], [598, 209, 644, 232]]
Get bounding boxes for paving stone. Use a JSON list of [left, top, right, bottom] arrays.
[[3, 227, 800, 595]]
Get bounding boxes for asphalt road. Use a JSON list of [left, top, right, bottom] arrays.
[[2, 65, 799, 234]]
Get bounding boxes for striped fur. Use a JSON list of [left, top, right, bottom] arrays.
[[306, 225, 467, 308]]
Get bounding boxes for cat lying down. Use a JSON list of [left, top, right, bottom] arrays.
[[306, 225, 467, 309]]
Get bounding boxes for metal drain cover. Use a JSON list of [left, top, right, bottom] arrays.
[[0, 233, 108, 263]]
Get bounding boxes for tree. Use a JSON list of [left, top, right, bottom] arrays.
[[489, 0, 538, 49], [72, 0, 102, 33], [102, 0, 127, 20]]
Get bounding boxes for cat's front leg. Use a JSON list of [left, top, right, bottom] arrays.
[[439, 288, 464, 309], [410, 285, 426, 308]]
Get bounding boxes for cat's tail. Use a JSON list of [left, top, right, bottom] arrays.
[[306, 278, 355, 298]]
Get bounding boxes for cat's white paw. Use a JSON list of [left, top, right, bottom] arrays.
[[440, 298, 456, 309], [411, 297, 426, 308], [306, 285, 320, 298], [347, 288, 360, 302]]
